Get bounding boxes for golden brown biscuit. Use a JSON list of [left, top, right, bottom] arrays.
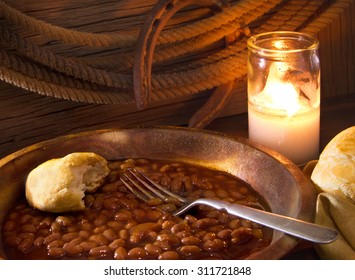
[[26, 152, 110, 212], [311, 126, 355, 203]]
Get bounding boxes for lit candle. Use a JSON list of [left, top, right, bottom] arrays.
[[247, 32, 320, 165]]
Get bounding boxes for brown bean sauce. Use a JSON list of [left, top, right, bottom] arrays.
[[2, 158, 272, 260]]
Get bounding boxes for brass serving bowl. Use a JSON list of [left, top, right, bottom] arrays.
[[0, 126, 315, 259]]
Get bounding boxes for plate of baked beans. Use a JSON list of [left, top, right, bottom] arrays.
[[0, 127, 316, 260]]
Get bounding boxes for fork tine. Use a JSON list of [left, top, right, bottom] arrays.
[[120, 174, 149, 202], [133, 169, 186, 203], [127, 169, 167, 200]]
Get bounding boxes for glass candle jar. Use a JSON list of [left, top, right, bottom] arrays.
[[247, 31, 320, 165]]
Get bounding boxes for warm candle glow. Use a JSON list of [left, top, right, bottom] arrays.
[[253, 62, 302, 117], [247, 31, 320, 165]]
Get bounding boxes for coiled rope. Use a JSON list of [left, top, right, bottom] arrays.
[[0, 0, 337, 108]]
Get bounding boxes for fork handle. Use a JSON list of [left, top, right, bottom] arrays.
[[176, 198, 338, 244]]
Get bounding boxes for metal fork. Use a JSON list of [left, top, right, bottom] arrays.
[[120, 168, 338, 244]]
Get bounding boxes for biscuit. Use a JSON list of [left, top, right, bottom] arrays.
[[26, 152, 110, 212], [311, 126, 355, 203]]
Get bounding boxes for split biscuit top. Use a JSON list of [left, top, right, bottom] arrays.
[[311, 126, 355, 203], [26, 152, 110, 213]]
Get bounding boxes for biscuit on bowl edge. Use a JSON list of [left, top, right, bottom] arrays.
[[25, 152, 110, 213]]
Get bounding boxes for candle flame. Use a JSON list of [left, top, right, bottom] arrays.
[[256, 62, 302, 117]]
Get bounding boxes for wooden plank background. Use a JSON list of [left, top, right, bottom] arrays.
[[0, 0, 354, 158]]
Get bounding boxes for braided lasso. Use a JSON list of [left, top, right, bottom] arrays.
[[0, 0, 335, 126]]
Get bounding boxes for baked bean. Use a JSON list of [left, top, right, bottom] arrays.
[[216, 189, 229, 199], [89, 235, 109, 246], [209, 225, 225, 233], [144, 243, 162, 257], [202, 239, 224, 252], [175, 230, 191, 239], [231, 227, 253, 244], [66, 225, 78, 233], [19, 214, 32, 225], [192, 218, 219, 229], [161, 220, 175, 230], [179, 245, 201, 257], [43, 233, 62, 245], [107, 221, 123, 231], [103, 197, 120, 210], [109, 239, 125, 250], [159, 175, 171, 187], [62, 232, 79, 242], [114, 210, 132, 222], [153, 240, 171, 251], [118, 198, 139, 209], [147, 197, 162, 206], [158, 203, 176, 212], [47, 240, 65, 249], [132, 208, 147, 222], [89, 245, 112, 258], [228, 219, 241, 229], [183, 176, 194, 192], [184, 215, 197, 224], [170, 177, 183, 193], [159, 164, 171, 173], [18, 232, 34, 239], [181, 236, 200, 246], [3, 158, 271, 260], [93, 225, 107, 234], [125, 221, 137, 230], [33, 236, 45, 247], [55, 216, 72, 227], [239, 187, 249, 195], [118, 229, 129, 240], [80, 221, 93, 231], [50, 221, 62, 233], [17, 238, 34, 252], [203, 190, 216, 198], [102, 181, 121, 193], [171, 222, 189, 234], [217, 229, 231, 239], [37, 228, 50, 237], [114, 247, 127, 260], [80, 241, 97, 251], [68, 237, 83, 245], [158, 251, 180, 260], [202, 232, 216, 241], [103, 229, 117, 241], [129, 232, 144, 244], [147, 231, 158, 242], [241, 220, 252, 228], [231, 191, 245, 200], [79, 230, 91, 239], [120, 162, 135, 170], [157, 233, 180, 246], [127, 247, 147, 259], [146, 210, 162, 221], [94, 213, 110, 227], [47, 247, 65, 258], [63, 243, 84, 256]]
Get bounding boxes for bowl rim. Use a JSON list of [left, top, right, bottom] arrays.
[[0, 126, 316, 260]]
